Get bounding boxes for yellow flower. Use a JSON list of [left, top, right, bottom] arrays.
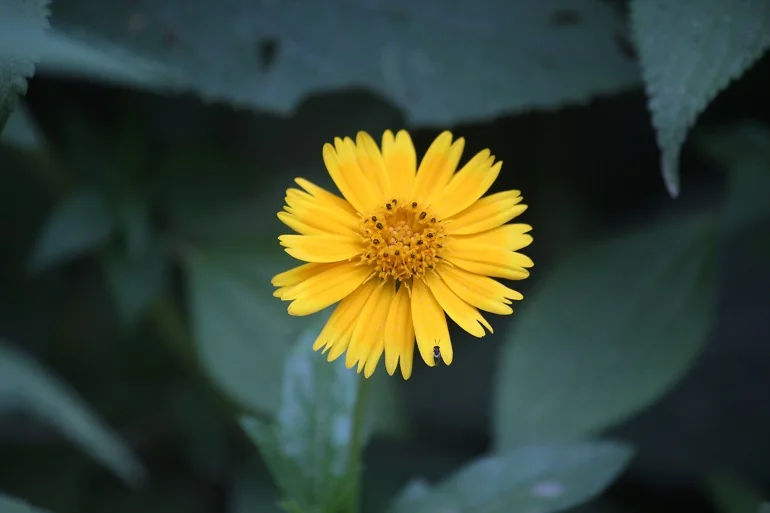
[[272, 130, 533, 379]]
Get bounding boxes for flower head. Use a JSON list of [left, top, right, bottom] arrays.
[[272, 130, 533, 379]]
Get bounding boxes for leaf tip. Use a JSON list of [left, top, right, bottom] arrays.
[[662, 154, 681, 198]]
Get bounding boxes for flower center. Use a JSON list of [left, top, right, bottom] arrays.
[[360, 198, 446, 281]]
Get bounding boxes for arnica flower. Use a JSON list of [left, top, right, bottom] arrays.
[[272, 130, 533, 379]]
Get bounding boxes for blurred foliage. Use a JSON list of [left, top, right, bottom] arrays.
[[494, 212, 717, 448], [706, 472, 765, 513], [241, 321, 364, 513], [386, 442, 634, 513], [47, 0, 639, 125], [0, 494, 53, 513], [0, 341, 144, 486], [630, 0, 770, 196], [2, 0, 770, 512], [0, 0, 49, 128]]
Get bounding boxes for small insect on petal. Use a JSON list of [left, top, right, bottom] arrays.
[[433, 342, 441, 366]]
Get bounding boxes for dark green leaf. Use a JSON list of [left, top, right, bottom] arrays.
[[387, 441, 634, 513], [695, 121, 770, 231], [240, 321, 364, 513], [706, 473, 764, 513], [184, 244, 299, 415], [240, 418, 309, 512], [35, 29, 175, 89], [759, 504, 770, 513], [493, 214, 717, 449], [229, 458, 283, 513], [631, 0, 770, 196], [115, 197, 152, 259], [0, 101, 43, 151], [0, 0, 50, 131], [102, 244, 167, 326], [278, 501, 307, 513], [0, 341, 145, 486], [362, 441, 478, 513], [365, 371, 407, 440], [276, 322, 358, 480], [49, 0, 639, 125], [29, 189, 115, 271], [0, 494, 54, 513], [167, 384, 231, 481], [389, 480, 431, 510]]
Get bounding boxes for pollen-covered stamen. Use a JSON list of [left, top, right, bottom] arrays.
[[360, 199, 446, 281]]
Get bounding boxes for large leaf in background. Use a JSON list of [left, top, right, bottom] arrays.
[[1, 27, 171, 96], [0, 341, 145, 486], [493, 214, 717, 449], [695, 121, 770, 231], [630, 0, 770, 197], [102, 241, 168, 326], [184, 244, 405, 435], [28, 189, 116, 272], [0, 0, 50, 131], [184, 244, 304, 415], [35, 29, 175, 89], [0, 494, 53, 513], [239, 321, 366, 513], [386, 441, 634, 513], [48, 0, 639, 125]]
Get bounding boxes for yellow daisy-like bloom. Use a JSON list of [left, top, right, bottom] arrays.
[[272, 130, 533, 379]]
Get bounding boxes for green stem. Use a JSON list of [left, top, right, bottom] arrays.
[[346, 375, 371, 513]]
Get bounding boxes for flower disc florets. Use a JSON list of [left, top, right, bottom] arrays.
[[360, 199, 446, 281]]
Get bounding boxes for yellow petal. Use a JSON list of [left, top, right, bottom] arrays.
[[325, 334, 351, 363], [453, 224, 533, 252], [346, 280, 395, 371], [341, 137, 383, 207], [384, 284, 415, 378], [446, 239, 534, 269], [278, 211, 326, 236], [283, 187, 359, 234], [438, 265, 522, 315], [325, 290, 374, 363], [322, 140, 379, 213], [433, 151, 501, 219], [278, 234, 362, 263], [272, 262, 334, 288], [382, 130, 416, 198], [411, 131, 464, 204], [281, 206, 356, 236], [446, 256, 531, 281], [411, 278, 452, 366], [312, 283, 373, 351], [356, 131, 391, 200], [313, 281, 377, 360], [284, 263, 372, 316], [286, 184, 357, 221], [446, 191, 526, 235], [295, 178, 357, 216], [281, 261, 365, 300], [424, 272, 492, 338], [363, 330, 386, 377]]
